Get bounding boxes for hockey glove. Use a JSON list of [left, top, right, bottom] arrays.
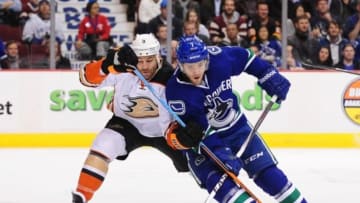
[[113, 44, 138, 72], [100, 48, 120, 74], [257, 69, 290, 103], [202, 135, 242, 175], [79, 58, 107, 87], [165, 121, 204, 150]]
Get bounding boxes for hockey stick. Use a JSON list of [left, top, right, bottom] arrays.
[[301, 61, 360, 76], [130, 65, 259, 202], [131, 67, 185, 127], [205, 96, 276, 203], [201, 143, 262, 203], [236, 95, 277, 157]]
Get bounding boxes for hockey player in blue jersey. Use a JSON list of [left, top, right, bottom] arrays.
[[165, 35, 307, 203]]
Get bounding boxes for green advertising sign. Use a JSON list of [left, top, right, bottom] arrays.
[[49, 83, 279, 111]]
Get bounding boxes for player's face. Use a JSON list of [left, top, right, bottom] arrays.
[[182, 60, 207, 85], [137, 55, 158, 80]]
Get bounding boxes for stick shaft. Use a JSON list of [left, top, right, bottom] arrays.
[[201, 144, 262, 203], [236, 95, 277, 157], [301, 62, 360, 76], [133, 68, 186, 127]]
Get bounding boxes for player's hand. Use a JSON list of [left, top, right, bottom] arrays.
[[101, 48, 119, 74], [201, 135, 242, 175], [165, 121, 204, 150], [114, 44, 138, 72], [258, 69, 290, 103], [79, 58, 106, 87]]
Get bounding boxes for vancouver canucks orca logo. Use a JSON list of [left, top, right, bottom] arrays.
[[206, 97, 236, 128], [121, 96, 159, 118]]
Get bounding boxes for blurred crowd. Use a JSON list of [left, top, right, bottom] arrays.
[[1, 0, 360, 71]]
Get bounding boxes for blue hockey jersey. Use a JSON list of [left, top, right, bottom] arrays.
[[166, 46, 267, 134]]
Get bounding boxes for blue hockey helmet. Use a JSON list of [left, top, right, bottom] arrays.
[[176, 35, 209, 64]]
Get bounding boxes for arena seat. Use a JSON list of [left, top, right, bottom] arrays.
[[0, 24, 22, 42]]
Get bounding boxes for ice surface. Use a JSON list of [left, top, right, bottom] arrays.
[[0, 148, 359, 203]]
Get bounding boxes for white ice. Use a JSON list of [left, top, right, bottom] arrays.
[[0, 148, 359, 203]]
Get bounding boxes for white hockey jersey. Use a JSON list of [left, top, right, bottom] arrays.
[[98, 70, 173, 138], [22, 13, 65, 43]]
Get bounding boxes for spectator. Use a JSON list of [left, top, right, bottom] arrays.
[[237, 0, 257, 19], [199, 0, 223, 26], [0, 0, 21, 13], [19, 0, 40, 25], [319, 20, 348, 66], [218, 23, 248, 47], [288, 2, 312, 21], [287, 3, 311, 37], [208, 0, 248, 44], [173, 0, 200, 21], [148, 0, 183, 40], [255, 25, 282, 67], [267, 0, 282, 24], [75, 0, 111, 60], [155, 24, 167, 57], [3, 40, 28, 69], [185, 8, 209, 39], [170, 39, 178, 69], [329, 0, 356, 23], [312, 45, 333, 67], [183, 21, 210, 44], [247, 0, 277, 44], [310, 0, 339, 40], [0, 0, 22, 25], [343, 0, 360, 41], [22, 0, 64, 45], [122, 0, 138, 22], [248, 43, 259, 56], [21, 0, 39, 14], [284, 45, 303, 70], [0, 38, 7, 69], [336, 43, 360, 70], [299, 0, 317, 17], [288, 15, 319, 64], [136, 0, 161, 34]]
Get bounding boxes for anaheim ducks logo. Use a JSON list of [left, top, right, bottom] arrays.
[[121, 96, 159, 118]]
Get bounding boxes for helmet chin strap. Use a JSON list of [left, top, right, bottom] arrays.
[[146, 54, 163, 81], [156, 55, 163, 71]]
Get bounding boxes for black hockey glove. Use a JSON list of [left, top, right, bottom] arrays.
[[101, 48, 118, 74], [114, 44, 138, 72], [101, 45, 138, 73], [166, 121, 204, 150]]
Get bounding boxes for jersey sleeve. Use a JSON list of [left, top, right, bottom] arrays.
[[218, 46, 257, 76], [222, 46, 278, 79]]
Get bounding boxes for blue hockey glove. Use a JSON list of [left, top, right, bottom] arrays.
[[244, 57, 290, 103], [201, 135, 242, 175], [257, 69, 290, 103]]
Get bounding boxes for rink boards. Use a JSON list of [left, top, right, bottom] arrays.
[[0, 70, 359, 148]]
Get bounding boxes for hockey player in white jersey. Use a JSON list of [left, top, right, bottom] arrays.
[[72, 34, 189, 203], [165, 35, 307, 203]]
